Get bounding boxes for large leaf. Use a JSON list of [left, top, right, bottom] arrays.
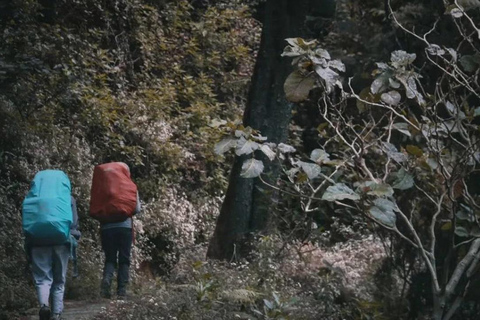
[[406, 145, 423, 157], [235, 137, 259, 156], [314, 48, 331, 59], [455, 226, 469, 238], [369, 198, 397, 227], [426, 158, 439, 170], [322, 183, 360, 201], [459, 54, 480, 73], [427, 44, 445, 56], [381, 90, 401, 105], [392, 168, 414, 190], [209, 119, 227, 128], [366, 182, 394, 197], [286, 167, 300, 179], [259, 144, 276, 161], [456, 204, 474, 221], [315, 66, 338, 87], [214, 137, 237, 155], [329, 59, 346, 72], [470, 226, 480, 238], [383, 142, 407, 163], [395, 73, 425, 106], [277, 143, 296, 153], [371, 74, 390, 94], [450, 8, 463, 18], [297, 161, 321, 180], [281, 38, 305, 57], [391, 122, 411, 137], [441, 222, 452, 231], [284, 70, 316, 102], [310, 149, 330, 164], [241, 159, 264, 178], [390, 50, 416, 68]]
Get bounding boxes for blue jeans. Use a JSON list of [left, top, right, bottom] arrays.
[[31, 245, 70, 314]]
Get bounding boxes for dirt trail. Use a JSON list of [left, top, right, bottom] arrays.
[[22, 300, 109, 320]]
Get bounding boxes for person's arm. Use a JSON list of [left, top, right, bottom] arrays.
[[24, 237, 32, 264], [70, 196, 81, 239], [134, 191, 142, 215]]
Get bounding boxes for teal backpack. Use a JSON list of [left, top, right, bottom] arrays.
[[22, 170, 73, 246]]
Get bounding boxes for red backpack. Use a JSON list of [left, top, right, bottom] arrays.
[[89, 162, 137, 223]]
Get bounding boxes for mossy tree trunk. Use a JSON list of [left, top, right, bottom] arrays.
[[207, 0, 336, 260]]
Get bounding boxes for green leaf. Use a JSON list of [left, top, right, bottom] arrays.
[[314, 48, 331, 59], [241, 159, 264, 178], [392, 122, 411, 137], [470, 226, 480, 237], [455, 226, 469, 238], [392, 168, 414, 190], [473, 107, 480, 117], [456, 205, 474, 221], [450, 8, 463, 18], [371, 74, 390, 94], [383, 142, 407, 163], [441, 222, 452, 231], [390, 50, 416, 68], [214, 137, 237, 155], [459, 54, 480, 72], [369, 198, 398, 227], [251, 134, 268, 142], [460, 54, 480, 73], [284, 70, 316, 102], [235, 137, 259, 156], [297, 161, 321, 180], [426, 158, 439, 170], [395, 73, 425, 106], [286, 167, 300, 178], [209, 119, 227, 128], [381, 90, 401, 105], [365, 182, 394, 197], [281, 39, 304, 57], [315, 66, 339, 87], [427, 44, 445, 56], [322, 183, 360, 201], [277, 143, 296, 153], [389, 78, 401, 88], [264, 299, 274, 310], [406, 145, 423, 157], [259, 144, 276, 161], [310, 149, 330, 164], [328, 60, 345, 72]]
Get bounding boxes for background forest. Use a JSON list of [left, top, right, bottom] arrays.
[[1, 0, 480, 319]]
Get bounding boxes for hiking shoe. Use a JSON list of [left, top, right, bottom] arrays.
[[116, 290, 127, 300], [51, 313, 64, 320], [39, 305, 50, 320], [100, 280, 112, 299]]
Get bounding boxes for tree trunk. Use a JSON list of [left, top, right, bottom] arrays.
[[207, 0, 336, 260]]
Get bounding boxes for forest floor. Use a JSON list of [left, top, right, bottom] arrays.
[[21, 300, 109, 320]]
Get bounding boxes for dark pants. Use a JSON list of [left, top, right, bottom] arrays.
[[100, 228, 132, 296]]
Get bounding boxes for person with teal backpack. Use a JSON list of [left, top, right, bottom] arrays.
[[23, 170, 81, 320]]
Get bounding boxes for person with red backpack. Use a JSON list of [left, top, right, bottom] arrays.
[[23, 170, 81, 320], [89, 162, 141, 299]]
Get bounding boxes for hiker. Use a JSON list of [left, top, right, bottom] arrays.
[[23, 170, 81, 320], [89, 162, 141, 299]]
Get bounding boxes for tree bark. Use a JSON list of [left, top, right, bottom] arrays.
[[207, 0, 336, 260]]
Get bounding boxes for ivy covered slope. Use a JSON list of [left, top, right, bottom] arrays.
[[0, 0, 259, 315]]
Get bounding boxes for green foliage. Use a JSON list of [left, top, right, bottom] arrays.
[[214, 1, 480, 317], [0, 0, 260, 316], [252, 292, 296, 319]]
